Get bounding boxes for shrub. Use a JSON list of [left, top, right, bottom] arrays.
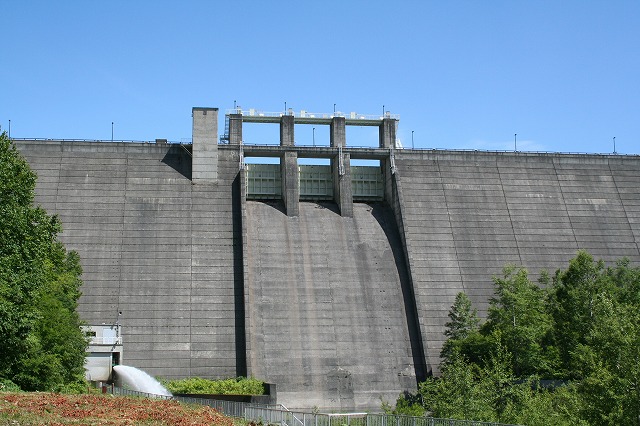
[[0, 378, 22, 392], [164, 377, 265, 395]]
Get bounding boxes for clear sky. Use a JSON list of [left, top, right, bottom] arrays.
[[2, 0, 639, 154]]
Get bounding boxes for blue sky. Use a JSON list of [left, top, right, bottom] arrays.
[[2, 1, 639, 154]]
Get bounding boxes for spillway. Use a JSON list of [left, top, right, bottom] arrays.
[[244, 200, 422, 410]]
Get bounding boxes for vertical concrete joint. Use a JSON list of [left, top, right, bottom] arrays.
[[229, 114, 243, 145], [281, 151, 299, 216], [379, 118, 397, 148], [192, 107, 218, 183], [280, 115, 295, 146]]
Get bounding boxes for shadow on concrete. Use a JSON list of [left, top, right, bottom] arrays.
[[369, 201, 430, 382], [232, 174, 247, 376], [246, 200, 341, 216], [161, 145, 192, 180], [311, 201, 341, 215], [251, 200, 287, 215]]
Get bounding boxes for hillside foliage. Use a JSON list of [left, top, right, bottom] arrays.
[[0, 132, 87, 391], [392, 251, 640, 425]]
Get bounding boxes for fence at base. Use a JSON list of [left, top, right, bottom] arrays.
[[104, 386, 518, 426]]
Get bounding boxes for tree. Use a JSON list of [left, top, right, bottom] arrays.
[[419, 350, 496, 422], [483, 265, 557, 377], [440, 292, 480, 362], [572, 293, 640, 425], [548, 250, 617, 377], [0, 132, 87, 390]]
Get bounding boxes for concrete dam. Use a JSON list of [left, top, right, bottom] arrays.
[[16, 107, 640, 411]]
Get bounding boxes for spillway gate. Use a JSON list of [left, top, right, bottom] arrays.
[[246, 164, 384, 201]]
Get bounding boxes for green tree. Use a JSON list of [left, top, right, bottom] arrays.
[[0, 132, 87, 390], [483, 265, 557, 377], [440, 292, 480, 362], [548, 250, 617, 377], [420, 350, 496, 422], [572, 293, 640, 425]]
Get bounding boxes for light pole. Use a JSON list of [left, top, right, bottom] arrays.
[[412, 130, 414, 149], [313, 127, 315, 146], [613, 137, 616, 154], [111, 122, 114, 142], [514, 133, 517, 152], [8, 120, 10, 139], [333, 104, 336, 114]]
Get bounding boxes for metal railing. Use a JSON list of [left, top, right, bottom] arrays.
[[13, 137, 640, 157], [226, 109, 400, 121], [242, 406, 517, 426], [88, 336, 122, 345], [103, 386, 517, 426], [11, 137, 189, 145]]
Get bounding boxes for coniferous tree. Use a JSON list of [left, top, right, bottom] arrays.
[[440, 291, 480, 362]]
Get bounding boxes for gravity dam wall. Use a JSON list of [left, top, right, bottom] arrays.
[[392, 150, 640, 373], [14, 108, 640, 411], [16, 140, 244, 380]]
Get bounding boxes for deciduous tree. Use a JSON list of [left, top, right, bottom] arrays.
[[0, 132, 87, 390]]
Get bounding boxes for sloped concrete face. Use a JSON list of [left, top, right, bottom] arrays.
[[17, 141, 243, 380], [393, 150, 640, 372], [244, 201, 418, 411]]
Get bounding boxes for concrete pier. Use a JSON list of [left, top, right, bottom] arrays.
[[379, 117, 396, 148], [281, 151, 299, 216], [229, 113, 243, 145], [280, 115, 295, 147]]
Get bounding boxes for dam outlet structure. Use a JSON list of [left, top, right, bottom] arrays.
[[15, 106, 640, 411]]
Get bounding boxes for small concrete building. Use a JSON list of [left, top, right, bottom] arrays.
[[83, 324, 123, 382]]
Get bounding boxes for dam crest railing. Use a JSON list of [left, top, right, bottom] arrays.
[[12, 138, 639, 158]]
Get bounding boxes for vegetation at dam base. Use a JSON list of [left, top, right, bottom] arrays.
[[0, 132, 88, 392], [163, 377, 266, 395], [390, 251, 640, 426]]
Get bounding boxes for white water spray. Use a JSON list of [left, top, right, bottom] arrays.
[[112, 365, 172, 397]]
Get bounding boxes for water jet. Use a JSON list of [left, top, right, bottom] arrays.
[[113, 365, 172, 396]]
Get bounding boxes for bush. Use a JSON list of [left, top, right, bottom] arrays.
[[55, 377, 92, 394], [164, 377, 265, 395], [0, 378, 22, 392]]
